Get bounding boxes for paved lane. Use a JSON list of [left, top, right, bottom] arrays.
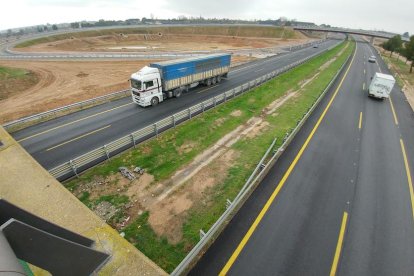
[[191, 40, 414, 275]]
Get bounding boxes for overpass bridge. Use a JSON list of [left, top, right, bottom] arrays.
[[294, 26, 409, 42]]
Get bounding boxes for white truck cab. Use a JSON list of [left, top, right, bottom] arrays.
[[130, 66, 163, 107]]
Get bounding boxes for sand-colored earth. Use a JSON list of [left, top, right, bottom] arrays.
[[17, 33, 310, 53], [0, 60, 155, 123]]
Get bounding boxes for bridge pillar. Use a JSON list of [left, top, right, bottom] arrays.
[[369, 36, 375, 44]]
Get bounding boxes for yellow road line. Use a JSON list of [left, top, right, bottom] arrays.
[[18, 102, 133, 142], [363, 83, 365, 91], [197, 85, 218, 94], [219, 44, 358, 276], [330, 212, 349, 276], [400, 139, 414, 221], [46, 125, 111, 151], [364, 69, 366, 75], [389, 96, 399, 125], [358, 112, 363, 129]]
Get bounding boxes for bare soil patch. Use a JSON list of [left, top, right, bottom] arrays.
[[17, 33, 310, 53], [0, 60, 155, 123], [230, 109, 242, 117], [0, 66, 39, 101]]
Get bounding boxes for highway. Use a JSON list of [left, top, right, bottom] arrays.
[[190, 39, 414, 275], [12, 39, 342, 170]]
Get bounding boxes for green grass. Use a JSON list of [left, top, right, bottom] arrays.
[[15, 26, 299, 48], [95, 194, 129, 206], [124, 212, 187, 273], [0, 66, 31, 78], [67, 41, 354, 272], [0, 66, 38, 101], [381, 53, 414, 87]]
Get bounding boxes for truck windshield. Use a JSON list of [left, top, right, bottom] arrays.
[[131, 79, 142, 90]]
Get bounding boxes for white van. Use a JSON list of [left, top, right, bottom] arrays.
[[368, 73, 395, 99]]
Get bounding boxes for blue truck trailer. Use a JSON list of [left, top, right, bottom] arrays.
[[130, 53, 231, 106]]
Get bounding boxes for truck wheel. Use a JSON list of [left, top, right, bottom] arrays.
[[174, 89, 182, 98], [206, 78, 212, 86], [212, 77, 217, 85], [151, 97, 159, 106], [217, 75, 222, 83]]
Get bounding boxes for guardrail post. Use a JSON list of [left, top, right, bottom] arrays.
[[199, 229, 206, 240], [226, 199, 232, 209], [130, 134, 136, 148], [69, 160, 79, 178], [213, 97, 217, 107], [172, 115, 176, 128], [202, 103, 205, 113], [188, 108, 192, 119], [103, 145, 110, 160], [232, 89, 235, 98], [224, 93, 227, 102], [154, 123, 158, 137]]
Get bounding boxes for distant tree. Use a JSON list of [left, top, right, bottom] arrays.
[[403, 32, 410, 38], [403, 36, 414, 73], [52, 24, 58, 30], [382, 35, 403, 57], [18, 29, 24, 35], [6, 29, 12, 37], [37, 26, 44, 32]]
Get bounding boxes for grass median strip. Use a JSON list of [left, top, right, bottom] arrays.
[[65, 41, 353, 272]]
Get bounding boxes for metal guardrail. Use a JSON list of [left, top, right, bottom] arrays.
[[3, 89, 131, 132], [171, 44, 353, 276], [48, 42, 341, 181], [285, 39, 325, 52]]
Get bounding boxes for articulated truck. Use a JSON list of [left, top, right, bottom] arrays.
[[368, 72, 396, 100], [130, 53, 231, 107]]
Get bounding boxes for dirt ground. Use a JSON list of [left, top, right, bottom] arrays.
[[0, 56, 258, 123], [0, 60, 155, 123], [17, 33, 309, 53]]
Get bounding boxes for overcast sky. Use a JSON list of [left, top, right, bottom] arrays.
[[1, 0, 413, 35]]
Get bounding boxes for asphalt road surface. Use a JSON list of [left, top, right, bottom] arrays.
[[190, 40, 414, 275], [12, 39, 341, 169]]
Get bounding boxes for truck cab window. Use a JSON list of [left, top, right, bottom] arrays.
[[145, 80, 154, 90], [131, 79, 142, 90]]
